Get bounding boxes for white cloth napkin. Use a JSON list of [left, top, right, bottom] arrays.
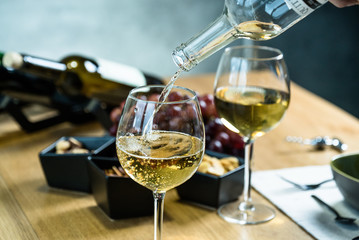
[[252, 165, 359, 240]]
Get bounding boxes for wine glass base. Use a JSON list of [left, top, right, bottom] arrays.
[[218, 201, 275, 225]]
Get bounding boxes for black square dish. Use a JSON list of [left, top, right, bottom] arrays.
[[88, 156, 154, 219], [176, 150, 244, 209], [39, 136, 115, 192]]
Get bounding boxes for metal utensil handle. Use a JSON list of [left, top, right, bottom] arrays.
[[311, 195, 341, 217]]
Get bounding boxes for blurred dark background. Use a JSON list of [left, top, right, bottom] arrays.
[[263, 4, 359, 118], [1, 1, 358, 117]]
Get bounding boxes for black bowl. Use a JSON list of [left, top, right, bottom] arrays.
[[331, 152, 359, 210], [39, 136, 115, 192], [88, 156, 154, 219], [176, 150, 244, 209]]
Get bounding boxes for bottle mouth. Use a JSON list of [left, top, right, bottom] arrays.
[[171, 45, 197, 72], [2, 52, 24, 69]]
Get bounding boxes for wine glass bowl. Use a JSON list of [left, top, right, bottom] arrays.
[[116, 85, 205, 239], [214, 45, 290, 224]]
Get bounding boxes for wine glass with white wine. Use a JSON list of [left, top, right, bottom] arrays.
[[214, 45, 290, 224], [116, 85, 205, 239]]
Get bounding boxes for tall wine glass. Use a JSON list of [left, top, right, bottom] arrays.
[[214, 45, 290, 224], [116, 85, 205, 240]]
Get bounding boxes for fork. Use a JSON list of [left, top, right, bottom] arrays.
[[280, 176, 333, 190]]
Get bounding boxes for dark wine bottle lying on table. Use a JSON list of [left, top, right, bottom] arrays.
[[0, 51, 163, 131], [1, 51, 163, 105]]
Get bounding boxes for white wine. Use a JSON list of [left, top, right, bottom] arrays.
[[215, 86, 289, 141], [116, 131, 204, 193], [235, 21, 282, 40]]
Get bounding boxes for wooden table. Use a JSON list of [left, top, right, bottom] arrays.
[[1, 74, 359, 239]]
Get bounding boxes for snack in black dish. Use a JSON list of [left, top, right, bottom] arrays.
[[39, 136, 114, 192], [176, 150, 244, 209], [88, 156, 153, 219]]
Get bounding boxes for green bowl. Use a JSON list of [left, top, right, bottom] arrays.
[[331, 152, 359, 210]]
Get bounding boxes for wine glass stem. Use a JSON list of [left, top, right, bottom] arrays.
[[242, 143, 253, 206], [153, 191, 166, 240]]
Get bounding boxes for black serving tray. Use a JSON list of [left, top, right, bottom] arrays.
[[176, 150, 244, 209], [39, 136, 115, 192], [88, 156, 154, 219]]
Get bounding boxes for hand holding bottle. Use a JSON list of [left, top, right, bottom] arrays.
[[329, 0, 359, 7]]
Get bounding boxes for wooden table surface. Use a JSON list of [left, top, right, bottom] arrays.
[[1, 74, 359, 240]]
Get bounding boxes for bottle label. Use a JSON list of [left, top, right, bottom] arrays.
[[97, 59, 146, 87], [285, 0, 326, 16]]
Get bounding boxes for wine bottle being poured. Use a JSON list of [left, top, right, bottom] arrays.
[[172, 0, 327, 71]]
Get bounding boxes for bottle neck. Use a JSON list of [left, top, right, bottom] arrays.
[[172, 13, 237, 71], [2, 52, 65, 80]]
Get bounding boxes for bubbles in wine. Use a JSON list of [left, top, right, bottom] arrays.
[[117, 131, 204, 192]]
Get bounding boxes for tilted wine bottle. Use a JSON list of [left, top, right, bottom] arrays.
[[1, 51, 163, 105], [172, 0, 327, 71]]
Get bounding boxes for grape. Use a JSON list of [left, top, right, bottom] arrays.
[[215, 132, 231, 146], [200, 94, 214, 104], [225, 129, 244, 148], [168, 91, 183, 101], [166, 105, 182, 117], [148, 93, 160, 102], [205, 134, 212, 146], [199, 99, 208, 116], [233, 141, 245, 150], [208, 140, 223, 152], [153, 110, 167, 124], [137, 95, 147, 101], [110, 107, 123, 123], [182, 94, 191, 100], [204, 114, 245, 156], [206, 117, 225, 134], [206, 104, 218, 119], [232, 147, 245, 158], [109, 124, 118, 136], [158, 121, 169, 131], [108, 92, 245, 158], [110, 100, 126, 123], [184, 104, 197, 119], [169, 117, 183, 131], [199, 94, 217, 119]]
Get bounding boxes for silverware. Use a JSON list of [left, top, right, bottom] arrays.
[[286, 136, 348, 152], [311, 195, 356, 224], [280, 176, 333, 190]]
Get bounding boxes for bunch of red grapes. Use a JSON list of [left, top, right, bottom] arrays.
[[109, 92, 244, 157]]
